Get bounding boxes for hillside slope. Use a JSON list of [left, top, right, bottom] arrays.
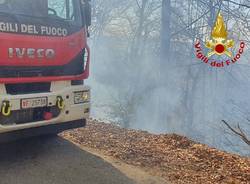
[[62, 120, 250, 184]]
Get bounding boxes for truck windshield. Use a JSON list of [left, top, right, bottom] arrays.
[[0, 0, 81, 25]]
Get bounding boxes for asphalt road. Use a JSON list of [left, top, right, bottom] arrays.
[[0, 136, 135, 184]]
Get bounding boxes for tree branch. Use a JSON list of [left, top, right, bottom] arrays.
[[222, 120, 250, 146], [223, 0, 250, 9]]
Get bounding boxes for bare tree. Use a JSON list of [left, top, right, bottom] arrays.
[[91, 0, 250, 154]]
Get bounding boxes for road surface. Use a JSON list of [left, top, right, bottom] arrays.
[[0, 136, 135, 184]]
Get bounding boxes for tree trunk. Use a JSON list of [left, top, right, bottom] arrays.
[[160, 0, 171, 65], [209, 0, 215, 28]]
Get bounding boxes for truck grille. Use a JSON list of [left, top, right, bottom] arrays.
[[5, 82, 51, 95], [0, 51, 85, 78]]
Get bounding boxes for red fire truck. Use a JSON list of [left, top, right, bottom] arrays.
[[0, 0, 91, 142]]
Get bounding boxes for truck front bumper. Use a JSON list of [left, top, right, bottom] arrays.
[[0, 81, 90, 134], [0, 119, 86, 143]]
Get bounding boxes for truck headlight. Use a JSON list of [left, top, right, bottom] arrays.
[[74, 91, 90, 104]]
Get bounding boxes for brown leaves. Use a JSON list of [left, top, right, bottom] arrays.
[[62, 120, 250, 184]]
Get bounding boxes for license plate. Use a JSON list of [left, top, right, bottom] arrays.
[[21, 97, 48, 109]]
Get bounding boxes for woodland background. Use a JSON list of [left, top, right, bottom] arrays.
[[88, 0, 250, 156]]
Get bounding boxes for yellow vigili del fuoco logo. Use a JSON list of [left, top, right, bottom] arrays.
[[206, 13, 234, 58], [194, 12, 245, 67]]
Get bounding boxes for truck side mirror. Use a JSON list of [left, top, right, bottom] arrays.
[[81, 0, 91, 27]]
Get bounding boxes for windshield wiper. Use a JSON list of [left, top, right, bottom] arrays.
[[0, 10, 72, 25], [0, 10, 49, 20], [0, 11, 20, 23], [47, 15, 70, 23]]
